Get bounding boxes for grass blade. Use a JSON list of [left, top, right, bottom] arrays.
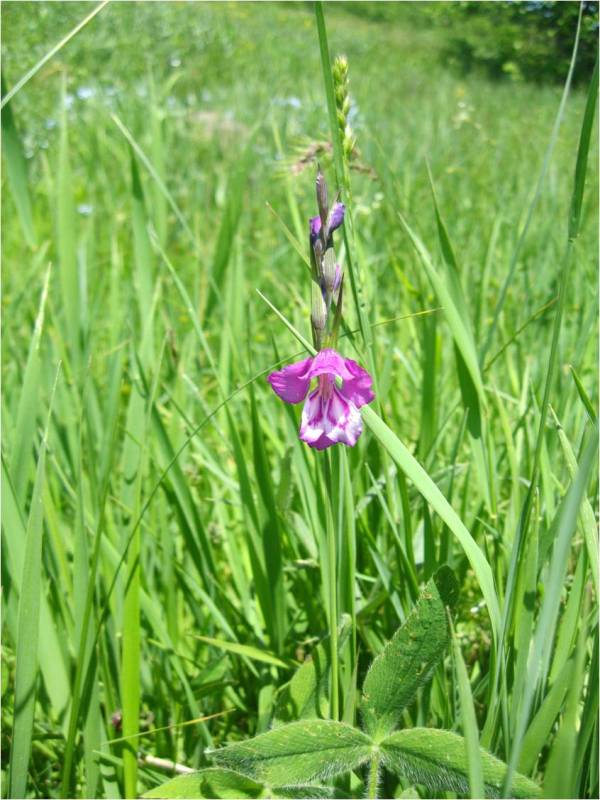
[[8, 367, 60, 798], [1, 74, 36, 246], [10, 265, 51, 504], [450, 617, 484, 799], [363, 406, 500, 641], [504, 426, 598, 792], [0, 0, 110, 109]]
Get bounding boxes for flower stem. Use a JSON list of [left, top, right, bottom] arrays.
[[323, 453, 339, 721], [367, 751, 381, 799]]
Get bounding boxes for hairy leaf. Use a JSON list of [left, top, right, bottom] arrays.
[[209, 720, 373, 785], [381, 729, 540, 798], [273, 786, 342, 799], [143, 768, 342, 799], [360, 567, 458, 738], [143, 768, 264, 798]]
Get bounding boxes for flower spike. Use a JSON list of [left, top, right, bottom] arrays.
[[269, 168, 373, 449]]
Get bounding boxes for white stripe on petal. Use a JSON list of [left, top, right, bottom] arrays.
[[299, 389, 326, 444], [327, 397, 362, 447]]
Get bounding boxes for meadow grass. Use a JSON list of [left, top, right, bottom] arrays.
[[1, 2, 598, 798]]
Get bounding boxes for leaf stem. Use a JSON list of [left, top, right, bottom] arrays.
[[367, 750, 381, 799]]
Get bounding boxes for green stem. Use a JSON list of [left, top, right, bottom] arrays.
[[367, 751, 381, 799], [323, 453, 339, 721]]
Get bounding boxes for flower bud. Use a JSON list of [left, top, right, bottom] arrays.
[[313, 237, 324, 276], [322, 247, 339, 295], [311, 278, 327, 335], [316, 169, 328, 229]]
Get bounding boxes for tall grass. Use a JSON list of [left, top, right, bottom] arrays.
[[1, 2, 598, 798]]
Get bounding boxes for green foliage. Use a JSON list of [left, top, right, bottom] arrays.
[[360, 568, 458, 739], [273, 616, 352, 726], [142, 768, 340, 799], [1, 1, 597, 798], [210, 720, 373, 785], [144, 768, 265, 799], [437, 2, 598, 86], [0, 75, 36, 247], [380, 729, 541, 799], [148, 566, 539, 799], [337, 2, 598, 86], [8, 377, 56, 798]]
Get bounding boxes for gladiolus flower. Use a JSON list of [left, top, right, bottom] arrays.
[[267, 348, 374, 450]]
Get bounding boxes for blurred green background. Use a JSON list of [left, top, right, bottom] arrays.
[[2, 2, 598, 799]]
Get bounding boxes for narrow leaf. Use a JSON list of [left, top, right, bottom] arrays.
[[450, 618, 485, 799], [191, 635, 292, 670], [9, 369, 59, 798], [1, 75, 36, 246], [569, 364, 597, 424], [568, 56, 598, 241], [399, 211, 485, 415], [362, 406, 501, 640]]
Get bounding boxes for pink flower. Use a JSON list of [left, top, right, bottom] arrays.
[[267, 349, 375, 450]]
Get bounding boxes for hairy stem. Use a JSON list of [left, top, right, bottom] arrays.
[[367, 751, 381, 799]]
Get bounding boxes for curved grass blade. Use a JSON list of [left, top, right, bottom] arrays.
[[398, 211, 485, 416], [10, 264, 50, 504], [190, 635, 293, 670], [362, 406, 500, 641], [569, 364, 597, 424]]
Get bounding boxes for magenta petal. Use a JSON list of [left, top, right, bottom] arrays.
[[310, 215, 321, 243], [267, 357, 313, 404], [309, 432, 336, 450], [339, 358, 375, 409], [329, 202, 345, 232], [307, 349, 355, 381]]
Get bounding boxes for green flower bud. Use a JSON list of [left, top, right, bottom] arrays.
[[311, 279, 327, 349], [322, 247, 338, 295], [316, 169, 329, 228]]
